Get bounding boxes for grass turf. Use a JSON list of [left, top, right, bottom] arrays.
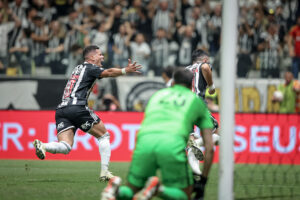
[[0, 160, 299, 200]]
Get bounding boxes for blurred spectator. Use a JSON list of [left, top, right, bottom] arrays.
[[82, 4, 103, 26], [252, 8, 266, 52], [100, 94, 122, 111], [24, 7, 37, 30], [46, 20, 66, 74], [124, 0, 142, 27], [65, 44, 83, 76], [207, 3, 222, 56], [42, 0, 57, 23], [8, 0, 27, 65], [52, 0, 75, 17], [8, 0, 27, 50], [125, 0, 152, 40], [257, 23, 281, 78], [167, 40, 179, 67], [237, 22, 254, 77], [9, 28, 32, 75], [281, 0, 299, 29], [0, 7, 21, 74], [30, 15, 49, 67], [0, 0, 10, 23], [84, 22, 109, 63], [112, 22, 132, 68], [63, 8, 85, 53], [151, 0, 174, 38], [1, 0, 300, 80], [84, 10, 114, 52], [151, 28, 169, 76], [130, 33, 151, 75], [110, 3, 125, 35], [288, 15, 300, 79], [275, 5, 288, 43], [192, 6, 210, 51], [272, 71, 300, 113], [176, 24, 199, 66]]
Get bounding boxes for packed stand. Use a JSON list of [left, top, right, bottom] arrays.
[[0, 0, 300, 78]]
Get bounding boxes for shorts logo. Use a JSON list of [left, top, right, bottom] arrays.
[[57, 122, 64, 130], [81, 121, 91, 130]]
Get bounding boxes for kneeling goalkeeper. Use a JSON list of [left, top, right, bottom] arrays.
[[102, 68, 214, 200]]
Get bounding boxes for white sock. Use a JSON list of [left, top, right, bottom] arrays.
[[194, 137, 204, 147], [187, 148, 201, 175], [44, 141, 71, 154], [98, 132, 111, 173], [195, 134, 220, 146], [213, 133, 220, 145]]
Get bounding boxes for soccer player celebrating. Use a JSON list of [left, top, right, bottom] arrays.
[[33, 45, 142, 181], [101, 68, 214, 200], [186, 49, 220, 175]]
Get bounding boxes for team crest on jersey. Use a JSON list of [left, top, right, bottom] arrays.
[[57, 122, 64, 129], [81, 121, 91, 130]]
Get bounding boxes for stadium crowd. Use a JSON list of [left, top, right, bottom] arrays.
[[0, 0, 299, 78]]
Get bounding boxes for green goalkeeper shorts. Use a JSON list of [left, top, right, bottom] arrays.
[[127, 135, 193, 189]]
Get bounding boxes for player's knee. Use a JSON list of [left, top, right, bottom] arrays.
[[60, 141, 72, 154], [100, 132, 110, 139], [212, 134, 220, 145]]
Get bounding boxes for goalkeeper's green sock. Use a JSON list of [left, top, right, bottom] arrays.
[[117, 186, 134, 200], [158, 186, 188, 200]]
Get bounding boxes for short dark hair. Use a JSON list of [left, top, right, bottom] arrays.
[[83, 45, 99, 60], [173, 67, 193, 88], [192, 49, 209, 62], [162, 66, 174, 79]]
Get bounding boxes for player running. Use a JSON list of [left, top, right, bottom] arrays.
[[33, 45, 142, 181], [101, 68, 214, 200]]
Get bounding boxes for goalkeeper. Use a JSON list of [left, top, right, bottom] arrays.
[[101, 68, 214, 200]]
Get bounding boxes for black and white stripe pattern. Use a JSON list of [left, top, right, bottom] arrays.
[[31, 25, 48, 58], [259, 33, 280, 70], [186, 62, 211, 100], [113, 33, 129, 59], [239, 34, 253, 54], [47, 36, 63, 62], [151, 38, 169, 68], [58, 62, 104, 108], [152, 10, 171, 35]]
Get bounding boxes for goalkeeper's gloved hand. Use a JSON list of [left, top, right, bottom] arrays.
[[193, 175, 208, 200]]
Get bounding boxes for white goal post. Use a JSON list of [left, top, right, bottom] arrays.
[[218, 0, 238, 200]]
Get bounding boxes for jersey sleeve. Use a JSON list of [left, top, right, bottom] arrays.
[[194, 98, 214, 130], [87, 64, 105, 79]]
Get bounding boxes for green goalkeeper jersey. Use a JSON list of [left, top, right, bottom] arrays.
[[137, 85, 213, 141]]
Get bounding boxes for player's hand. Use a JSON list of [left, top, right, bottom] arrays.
[[208, 88, 215, 95], [125, 59, 142, 74], [208, 84, 215, 95]]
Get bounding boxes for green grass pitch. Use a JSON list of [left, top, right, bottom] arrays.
[[0, 160, 299, 200]]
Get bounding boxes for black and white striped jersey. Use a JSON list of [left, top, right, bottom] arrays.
[[186, 62, 212, 100], [57, 62, 104, 108]]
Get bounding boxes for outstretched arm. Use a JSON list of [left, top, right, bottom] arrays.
[[100, 59, 142, 78]]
